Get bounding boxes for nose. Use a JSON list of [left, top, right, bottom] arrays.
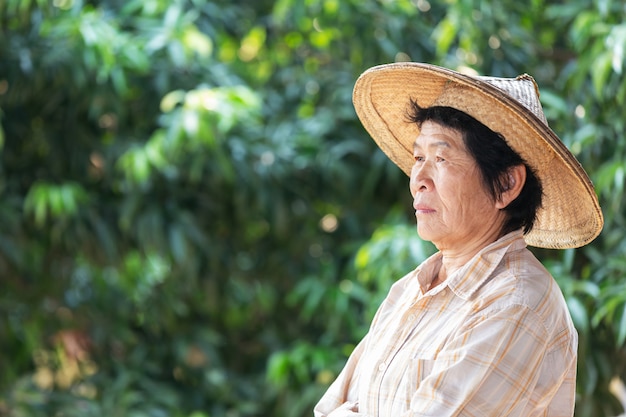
[[409, 161, 433, 196]]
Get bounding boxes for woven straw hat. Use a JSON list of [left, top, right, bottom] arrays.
[[353, 62, 603, 249]]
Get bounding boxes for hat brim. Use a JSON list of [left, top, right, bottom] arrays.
[[353, 62, 603, 249]]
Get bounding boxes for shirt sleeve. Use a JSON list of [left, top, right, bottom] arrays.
[[313, 337, 367, 417], [315, 274, 413, 417], [402, 303, 564, 417], [317, 401, 367, 417]]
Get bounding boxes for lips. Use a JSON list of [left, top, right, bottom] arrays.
[[413, 201, 435, 212], [413, 203, 435, 213]]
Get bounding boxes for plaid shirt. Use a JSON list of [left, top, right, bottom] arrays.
[[314, 231, 577, 417]]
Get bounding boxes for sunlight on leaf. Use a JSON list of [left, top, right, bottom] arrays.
[[239, 26, 266, 62], [183, 26, 213, 58]]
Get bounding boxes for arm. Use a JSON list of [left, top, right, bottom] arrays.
[[314, 337, 368, 417], [315, 401, 364, 417], [315, 273, 417, 417]]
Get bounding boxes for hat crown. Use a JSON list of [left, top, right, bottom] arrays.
[[480, 74, 548, 125]]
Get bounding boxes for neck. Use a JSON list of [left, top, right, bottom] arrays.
[[437, 228, 505, 281]]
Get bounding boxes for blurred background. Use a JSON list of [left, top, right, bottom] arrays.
[[1, 0, 625, 416]]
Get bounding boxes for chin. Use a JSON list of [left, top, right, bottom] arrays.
[[416, 228, 433, 242], [416, 227, 444, 248]]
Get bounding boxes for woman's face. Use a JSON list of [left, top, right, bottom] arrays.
[[410, 121, 507, 252]]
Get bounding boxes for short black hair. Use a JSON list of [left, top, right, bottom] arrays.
[[406, 100, 543, 235]]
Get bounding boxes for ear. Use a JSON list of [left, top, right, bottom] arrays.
[[495, 164, 526, 209]]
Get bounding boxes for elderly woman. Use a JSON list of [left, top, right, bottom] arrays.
[[314, 63, 603, 417]]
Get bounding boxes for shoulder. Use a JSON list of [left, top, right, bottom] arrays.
[[492, 247, 563, 311], [472, 247, 576, 348]]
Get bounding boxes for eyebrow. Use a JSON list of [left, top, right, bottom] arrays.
[[413, 140, 451, 152]]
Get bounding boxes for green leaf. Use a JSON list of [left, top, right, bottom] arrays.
[[433, 17, 458, 57], [616, 303, 626, 347], [567, 296, 589, 335], [592, 51, 613, 98]]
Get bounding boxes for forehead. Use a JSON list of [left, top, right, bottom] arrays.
[[413, 121, 466, 150]]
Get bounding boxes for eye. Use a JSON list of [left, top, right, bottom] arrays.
[[414, 155, 425, 162], [436, 156, 445, 162]]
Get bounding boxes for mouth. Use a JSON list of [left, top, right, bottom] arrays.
[[413, 203, 435, 214]]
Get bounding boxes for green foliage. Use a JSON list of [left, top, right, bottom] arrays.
[[1, 0, 625, 416]]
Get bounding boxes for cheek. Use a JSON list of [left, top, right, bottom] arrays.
[[409, 178, 417, 197], [409, 166, 420, 196], [442, 176, 490, 212], [459, 182, 497, 215]]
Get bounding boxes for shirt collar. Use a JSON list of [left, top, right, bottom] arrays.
[[415, 230, 527, 300]]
